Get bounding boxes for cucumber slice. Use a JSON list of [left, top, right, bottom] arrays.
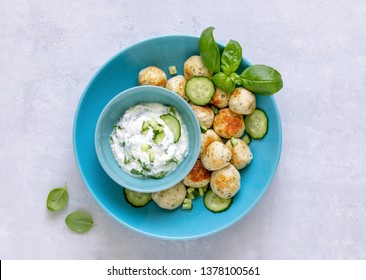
[[160, 114, 181, 143], [204, 190, 233, 213], [185, 76, 215, 105], [124, 188, 151, 208], [244, 109, 268, 139]]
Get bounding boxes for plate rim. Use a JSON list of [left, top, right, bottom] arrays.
[[72, 34, 282, 240]]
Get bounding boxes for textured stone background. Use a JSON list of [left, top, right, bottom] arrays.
[[1, 0, 365, 259]]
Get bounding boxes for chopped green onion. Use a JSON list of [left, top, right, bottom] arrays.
[[211, 105, 219, 114], [124, 156, 131, 164], [169, 105, 177, 114], [166, 157, 178, 164], [151, 171, 166, 179], [130, 169, 142, 175], [142, 162, 151, 172]]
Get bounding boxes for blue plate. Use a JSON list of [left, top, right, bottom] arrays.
[[73, 35, 282, 240]]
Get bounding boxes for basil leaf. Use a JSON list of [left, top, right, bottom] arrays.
[[221, 40, 242, 75], [65, 211, 94, 233], [240, 64, 283, 95], [46, 184, 68, 212], [229, 72, 241, 85], [212, 72, 236, 93], [199, 26, 220, 73]]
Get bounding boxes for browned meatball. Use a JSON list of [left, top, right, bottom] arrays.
[[138, 66, 167, 87], [183, 160, 211, 188], [213, 108, 245, 139]]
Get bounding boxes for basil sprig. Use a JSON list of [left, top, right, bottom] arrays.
[[199, 27, 283, 95], [221, 40, 242, 75], [47, 184, 69, 212], [199, 27, 220, 73], [212, 72, 236, 93], [65, 211, 94, 233], [240, 64, 283, 95]]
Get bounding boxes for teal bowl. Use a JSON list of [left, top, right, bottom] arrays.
[[95, 85, 201, 193], [73, 35, 282, 239]]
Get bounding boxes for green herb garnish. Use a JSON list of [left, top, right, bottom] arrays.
[[151, 171, 167, 179], [131, 169, 142, 175], [124, 156, 131, 164], [199, 26, 283, 95], [46, 183, 68, 212], [65, 211, 94, 233]]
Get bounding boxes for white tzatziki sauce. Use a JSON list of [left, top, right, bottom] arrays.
[[109, 103, 188, 178]]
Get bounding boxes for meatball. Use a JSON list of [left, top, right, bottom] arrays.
[[211, 88, 230, 109], [229, 87, 256, 115], [138, 66, 167, 87], [211, 164, 241, 198], [184, 55, 213, 80], [190, 103, 215, 128], [201, 141, 232, 171], [199, 129, 223, 158], [225, 138, 253, 170], [165, 75, 188, 101], [183, 160, 211, 188], [151, 182, 186, 210], [213, 108, 245, 139]]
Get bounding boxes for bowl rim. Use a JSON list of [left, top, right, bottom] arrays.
[[73, 34, 282, 240]]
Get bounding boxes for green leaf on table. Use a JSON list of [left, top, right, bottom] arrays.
[[46, 184, 68, 212], [65, 211, 94, 233]]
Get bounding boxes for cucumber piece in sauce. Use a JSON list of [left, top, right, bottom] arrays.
[[160, 114, 181, 143]]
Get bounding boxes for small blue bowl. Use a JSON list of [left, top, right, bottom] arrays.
[[95, 85, 201, 193]]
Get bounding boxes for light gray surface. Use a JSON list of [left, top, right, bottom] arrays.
[[1, 0, 365, 260]]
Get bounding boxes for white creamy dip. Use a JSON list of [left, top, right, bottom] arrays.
[[109, 103, 189, 178]]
